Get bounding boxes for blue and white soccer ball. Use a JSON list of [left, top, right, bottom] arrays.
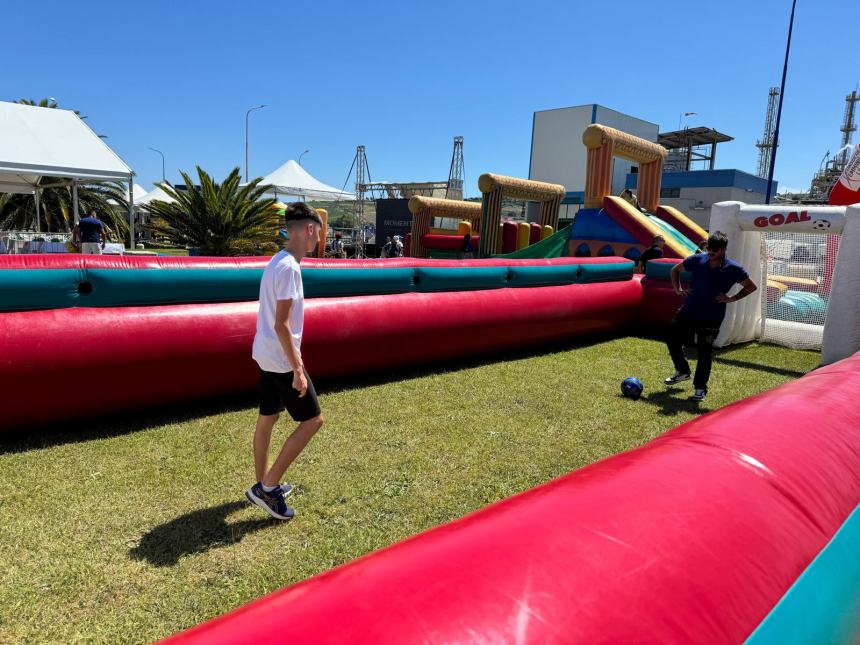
[[621, 377, 644, 399]]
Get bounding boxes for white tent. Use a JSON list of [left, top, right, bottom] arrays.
[[0, 101, 136, 244], [257, 160, 354, 201], [130, 183, 148, 202], [137, 185, 175, 206]]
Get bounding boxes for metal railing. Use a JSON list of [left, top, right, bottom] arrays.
[[0, 231, 73, 254]]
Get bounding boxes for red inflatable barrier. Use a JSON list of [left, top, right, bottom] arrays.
[[162, 352, 860, 645], [419, 233, 481, 252], [0, 255, 625, 270], [0, 280, 641, 430], [0, 254, 271, 270], [639, 277, 685, 327]]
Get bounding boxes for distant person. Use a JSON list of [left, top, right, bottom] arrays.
[[247, 202, 325, 521], [386, 235, 403, 258], [637, 235, 665, 273], [462, 233, 475, 259], [332, 232, 346, 258], [620, 188, 644, 212], [664, 231, 758, 402], [73, 209, 106, 254], [380, 235, 392, 258]]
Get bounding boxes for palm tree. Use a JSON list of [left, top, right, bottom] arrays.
[[144, 167, 280, 256], [0, 182, 130, 238]]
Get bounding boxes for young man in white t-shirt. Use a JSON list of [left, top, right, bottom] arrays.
[[246, 202, 324, 520]]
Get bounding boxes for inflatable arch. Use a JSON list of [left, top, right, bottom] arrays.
[[477, 173, 564, 257], [582, 124, 666, 212], [407, 196, 482, 258], [709, 201, 860, 363]]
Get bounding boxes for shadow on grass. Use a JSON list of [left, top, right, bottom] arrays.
[[0, 332, 618, 454], [636, 388, 709, 416], [129, 500, 277, 567], [713, 355, 810, 378]]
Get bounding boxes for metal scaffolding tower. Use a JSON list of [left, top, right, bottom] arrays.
[[808, 89, 860, 201], [352, 145, 370, 258], [445, 136, 464, 200], [838, 90, 859, 164], [756, 87, 780, 178]]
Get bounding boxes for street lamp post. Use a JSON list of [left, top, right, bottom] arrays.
[[298, 149, 310, 166], [148, 147, 165, 182], [765, 0, 798, 204], [245, 104, 267, 182], [678, 112, 697, 130]]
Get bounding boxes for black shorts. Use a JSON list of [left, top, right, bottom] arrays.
[[258, 367, 321, 421]]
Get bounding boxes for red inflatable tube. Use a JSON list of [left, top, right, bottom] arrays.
[[640, 277, 685, 327], [0, 254, 271, 270], [420, 233, 481, 251], [0, 280, 641, 430], [0, 254, 624, 270], [301, 257, 625, 269], [162, 353, 860, 645]]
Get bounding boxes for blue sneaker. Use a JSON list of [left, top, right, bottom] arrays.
[[279, 483, 294, 497], [245, 482, 294, 520]]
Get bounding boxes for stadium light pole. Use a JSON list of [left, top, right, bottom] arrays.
[[245, 104, 267, 182], [765, 0, 798, 204], [298, 149, 310, 166], [148, 147, 165, 181]]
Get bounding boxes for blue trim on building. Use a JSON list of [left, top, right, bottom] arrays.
[[562, 191, 585, 205], [528, 112, 536, 178], [625, 169, 778, 195]]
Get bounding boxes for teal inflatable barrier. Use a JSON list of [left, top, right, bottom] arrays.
[[0, 261, 641, 312], [645, 261, 691, 283], [84, 269, 264, 306], [508, 265, 581, 287], [414, 267, 509, 292], [303, 268, 415, 297], [0, 269, 83, 311], [577, 262, 633, 283]]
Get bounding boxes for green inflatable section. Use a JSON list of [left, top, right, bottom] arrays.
[[0, 269, 83, 311], [645, 260, 692, 283], [648, 216, 699, 255], [745, 504, 860, 645], [414, 267, 509, 292], [495, 227, 571, 259], [303, 268, 415, 297], [0, 261, 635, 312]]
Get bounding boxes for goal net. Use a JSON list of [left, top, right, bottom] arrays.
[[760, 231, 840, 350]]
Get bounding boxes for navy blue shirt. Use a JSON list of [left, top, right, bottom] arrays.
[[78, 217, 103, 243], [680, 253, 749, 322]]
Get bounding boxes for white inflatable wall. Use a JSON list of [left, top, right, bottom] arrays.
[[822, 204, 860, 365]]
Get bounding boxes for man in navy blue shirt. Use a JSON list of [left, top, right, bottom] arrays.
[[73, 210, 106, 254], [665, 231, 757, 401]]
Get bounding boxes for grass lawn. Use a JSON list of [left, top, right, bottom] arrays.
[[0, 337, 818, 644], [145, 247, 189, 257]]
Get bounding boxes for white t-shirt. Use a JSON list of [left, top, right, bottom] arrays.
[[252, 250, 304, 373]]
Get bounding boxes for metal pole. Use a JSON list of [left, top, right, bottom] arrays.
[[72, 182, 80, 224], [298, 149, 309, 166], [128, 173, 135, 250], [765, 0, 797, 204], [34, 189, 41, 233], [148, 147, 165, 181], [245, 104, 267, 182]]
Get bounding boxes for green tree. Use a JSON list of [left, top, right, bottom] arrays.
[[144, 167, 279, 256], [0, 182, 129, 238]]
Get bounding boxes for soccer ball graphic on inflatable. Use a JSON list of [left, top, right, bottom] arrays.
[[813, 219, 832, 231], [621, 377, 644, 399]]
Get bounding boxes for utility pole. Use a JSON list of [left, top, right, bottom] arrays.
[[245, 104, 267, 182], [765, 0, 797, 204]]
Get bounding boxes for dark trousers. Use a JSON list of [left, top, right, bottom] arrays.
[[666, 312, 722, 390]]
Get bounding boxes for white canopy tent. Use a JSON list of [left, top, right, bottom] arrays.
[[257, 160, 354, 202], [0, 101, 136, 246], [136, 184, 175, 206]]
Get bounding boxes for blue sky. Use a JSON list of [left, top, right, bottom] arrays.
[[3, 0, 856, 196]]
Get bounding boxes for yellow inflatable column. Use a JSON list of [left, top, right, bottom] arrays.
[[517, 222, 531, 250], [458, 220, 472, 236], [315, 208, 329, 258], [542, 225, 554, 240]]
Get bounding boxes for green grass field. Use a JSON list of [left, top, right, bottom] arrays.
[[0, 337, 818, 644]]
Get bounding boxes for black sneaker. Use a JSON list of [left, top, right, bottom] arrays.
[[664, 371, 691, 385], [246, 482, 295, 520], [691, 389, 707, 402]]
